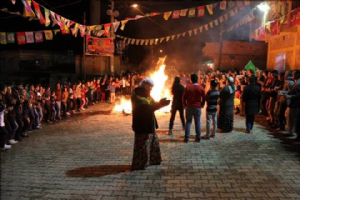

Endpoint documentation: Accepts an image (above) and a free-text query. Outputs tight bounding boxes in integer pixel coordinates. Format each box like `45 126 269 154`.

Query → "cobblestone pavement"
1 103 300 200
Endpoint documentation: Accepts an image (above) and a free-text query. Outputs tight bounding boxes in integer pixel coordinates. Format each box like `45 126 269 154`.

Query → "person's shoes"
9 139 18 144
246 129 250 134
201 135 210 140
168 129 173 135
288 134 298 139
3 144 12 150
210 134 215 138
184 138 189 143
195 137 200 142
21 133 29 137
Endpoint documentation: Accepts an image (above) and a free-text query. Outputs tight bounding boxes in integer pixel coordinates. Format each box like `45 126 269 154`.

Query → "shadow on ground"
254 114 300 154
66 165 131 177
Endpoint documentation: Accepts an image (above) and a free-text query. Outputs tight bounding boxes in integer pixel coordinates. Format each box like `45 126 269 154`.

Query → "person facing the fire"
131 78 170 170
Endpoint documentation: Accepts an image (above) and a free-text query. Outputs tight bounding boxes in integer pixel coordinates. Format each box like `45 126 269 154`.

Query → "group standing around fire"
130 69 300 170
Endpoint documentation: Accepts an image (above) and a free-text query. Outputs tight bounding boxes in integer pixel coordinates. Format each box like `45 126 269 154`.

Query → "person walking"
168 77 185 135
242 76 261 133
203 79 220 139
182 74 206 143
131 78 170 170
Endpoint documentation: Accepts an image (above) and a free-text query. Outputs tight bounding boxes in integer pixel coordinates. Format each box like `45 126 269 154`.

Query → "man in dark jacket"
242 76 261 133
131 78 170 170
168 77 185 135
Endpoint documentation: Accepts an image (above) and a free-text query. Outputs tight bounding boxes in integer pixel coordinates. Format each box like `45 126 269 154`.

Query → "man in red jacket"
182 74 205 143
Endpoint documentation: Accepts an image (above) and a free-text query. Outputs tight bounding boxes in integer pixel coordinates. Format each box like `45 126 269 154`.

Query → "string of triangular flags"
1 0 256 38
116 6 256 46
0 29 60 45
251 7 300 41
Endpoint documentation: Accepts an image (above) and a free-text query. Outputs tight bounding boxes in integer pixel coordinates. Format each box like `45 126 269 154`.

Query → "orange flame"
113 56 172 114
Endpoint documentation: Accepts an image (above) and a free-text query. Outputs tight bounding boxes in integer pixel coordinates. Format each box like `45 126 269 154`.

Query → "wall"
267 25 300 71
202 40 267 71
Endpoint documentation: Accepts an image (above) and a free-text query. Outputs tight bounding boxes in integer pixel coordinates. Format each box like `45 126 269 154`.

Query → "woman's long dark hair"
171 77 181 93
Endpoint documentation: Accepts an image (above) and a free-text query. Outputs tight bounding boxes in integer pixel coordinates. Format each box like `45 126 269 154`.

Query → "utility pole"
217 24 224 69
109 0 115 75
82 11 87 80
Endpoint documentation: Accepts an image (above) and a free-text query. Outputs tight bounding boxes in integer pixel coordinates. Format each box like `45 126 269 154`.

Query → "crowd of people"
168 69 300 139
1 68 300 165
0 73 145 151
131 69 300 170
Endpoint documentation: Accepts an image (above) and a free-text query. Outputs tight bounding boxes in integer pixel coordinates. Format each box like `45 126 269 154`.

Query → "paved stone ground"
1 103 299 200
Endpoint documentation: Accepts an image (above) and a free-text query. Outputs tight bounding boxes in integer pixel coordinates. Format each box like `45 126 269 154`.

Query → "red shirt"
182 83 206 108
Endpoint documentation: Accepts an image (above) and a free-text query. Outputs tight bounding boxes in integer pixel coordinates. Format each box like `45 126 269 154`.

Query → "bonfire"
113 56 172 115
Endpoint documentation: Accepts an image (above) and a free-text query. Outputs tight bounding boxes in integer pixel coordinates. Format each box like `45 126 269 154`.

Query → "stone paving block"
0 103 299 199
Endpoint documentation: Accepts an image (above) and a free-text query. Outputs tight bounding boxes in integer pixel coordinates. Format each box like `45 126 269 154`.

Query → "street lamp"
257 2 270 25
131 3 138 9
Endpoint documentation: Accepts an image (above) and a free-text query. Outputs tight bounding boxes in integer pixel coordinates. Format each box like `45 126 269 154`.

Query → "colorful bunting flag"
112 22 120 32
44 8 50 26
159 38 164 43
49 11 58 26
188 8 196 17
25 32 34 43
180 9 188 17
22 0 35 18
197 6 205 17
214 19 219 26
188 30 192 36
34 31 43 43
209 21 214 28
79 25 86 37
163 11 172 20
7 32 15 44
16 32 26 45
104 23 111 37
220 1 227 10
0 32 6 45
228 1 235 8
71 23 79 37
33 1 46 24
172 10 180 19
244 60 256 74
206 4 214 15
120 20 128 31
44 30 53 40
182 32 186 37
204 24 209 31
219 16 224 23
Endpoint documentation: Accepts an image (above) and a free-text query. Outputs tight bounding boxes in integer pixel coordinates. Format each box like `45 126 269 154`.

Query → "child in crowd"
204 79 220 139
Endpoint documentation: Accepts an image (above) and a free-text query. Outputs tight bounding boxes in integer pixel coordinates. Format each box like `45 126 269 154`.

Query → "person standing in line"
182 74 205 143
203 79 220 139
242 76 261 133
218 77 236 133
168 77 185 136
54 82 62 120
131 78 170 171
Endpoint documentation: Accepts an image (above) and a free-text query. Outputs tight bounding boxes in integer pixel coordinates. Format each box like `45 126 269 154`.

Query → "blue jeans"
185 107 201 140
206 112 217 137
246 114 255 131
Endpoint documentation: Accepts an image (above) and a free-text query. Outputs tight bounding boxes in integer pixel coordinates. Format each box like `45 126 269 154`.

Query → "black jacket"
242 83 261 115
131 86 163 134
171 83 184 109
